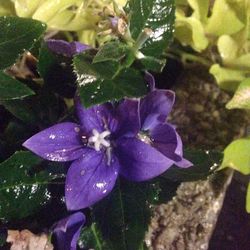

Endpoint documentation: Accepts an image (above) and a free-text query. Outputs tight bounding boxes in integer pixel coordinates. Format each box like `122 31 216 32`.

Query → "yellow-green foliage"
175 0 250 99
0 0 127 46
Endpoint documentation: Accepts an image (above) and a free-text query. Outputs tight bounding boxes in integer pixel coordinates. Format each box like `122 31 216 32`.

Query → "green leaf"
0 16 46 69
209 64 246 92
162 149 223 182
79 178 177 249
128 0 175 57
79 223 110 250
188 0 209 22
0 99 38 124
93 41 130 63
0 151 53 220
139 56 166 72
73 52 120 81
175 9 209 52
38 44 77 98
78 68 147 107
0 71 34 100
91 179 153 250
246 182 250 213
37 42 57 79
205 0 244 36
226 78 250 109
0 0 15 16
221 138 250 175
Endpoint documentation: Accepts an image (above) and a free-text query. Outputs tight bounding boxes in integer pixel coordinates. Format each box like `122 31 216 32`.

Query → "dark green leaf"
128 0 175 57
152 177 179 204
0 151 53 220
0 99 37 124
91 179 152 250
78 68 147 107
73 52 120 81
162 149 223 182
0 16 46 69
139 56 166 72
80 178 177 250
37 43 57 79
93 41 130 63
0 227 7 247
0 71 34 100
79 223 110 250
38 44 77 98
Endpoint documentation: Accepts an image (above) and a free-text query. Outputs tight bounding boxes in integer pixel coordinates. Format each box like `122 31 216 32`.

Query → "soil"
146 65 250 250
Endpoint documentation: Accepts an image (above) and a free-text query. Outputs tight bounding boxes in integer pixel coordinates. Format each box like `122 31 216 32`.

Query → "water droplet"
74 127 80 133
80 170 85 176
49 134 56 139
66 185 72 192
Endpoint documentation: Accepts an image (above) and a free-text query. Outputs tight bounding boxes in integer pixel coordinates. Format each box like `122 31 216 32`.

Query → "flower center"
137 131 152 145
88 129 111 151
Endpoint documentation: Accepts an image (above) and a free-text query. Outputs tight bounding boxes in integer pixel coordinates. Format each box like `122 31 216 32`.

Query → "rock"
146 65 250 250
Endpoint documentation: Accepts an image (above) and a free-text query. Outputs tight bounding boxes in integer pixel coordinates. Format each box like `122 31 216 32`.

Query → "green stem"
167 48 212 67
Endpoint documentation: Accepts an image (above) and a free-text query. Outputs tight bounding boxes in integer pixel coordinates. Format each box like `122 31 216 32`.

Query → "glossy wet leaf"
221 138 250 175
0 151 53 220
81 179 161 250
93 41 130 63
0 71 34 100
128 0 175 57
73 52 120 81
226 78 250 110
0 16 46 69
163 149 223 182
78 68 147 107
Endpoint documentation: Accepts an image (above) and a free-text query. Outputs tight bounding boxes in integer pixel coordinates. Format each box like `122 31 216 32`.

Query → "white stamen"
89 129 111 151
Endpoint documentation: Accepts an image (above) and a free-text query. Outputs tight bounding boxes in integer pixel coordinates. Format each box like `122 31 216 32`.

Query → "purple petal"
23 122 86 162
174 132 193 168
115 137 174 181
53 212 85 250
115 99 140 137
140 90 175 130
46 39 90 57
150 123 182 162
75 97 116 135
65 150 119 210
145 71 155 90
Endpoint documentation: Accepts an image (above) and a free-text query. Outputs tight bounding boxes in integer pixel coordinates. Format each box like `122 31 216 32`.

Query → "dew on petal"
94 182 107 190
74 127 80 133
49 134 56 139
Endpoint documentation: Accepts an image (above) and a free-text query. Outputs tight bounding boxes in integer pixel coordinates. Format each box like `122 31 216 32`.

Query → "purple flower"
23 90 191 210
46 39 90 57
52 212 85 250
